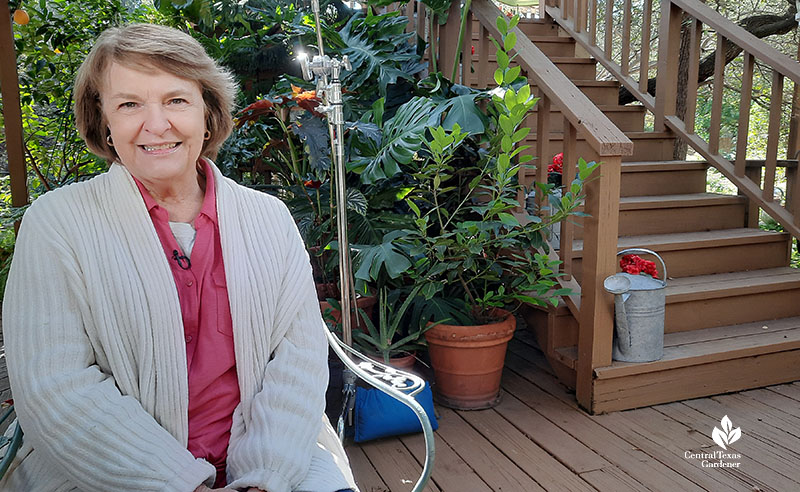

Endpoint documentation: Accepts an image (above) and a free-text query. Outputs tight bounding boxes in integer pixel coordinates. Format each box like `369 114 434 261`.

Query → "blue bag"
354 382 438 442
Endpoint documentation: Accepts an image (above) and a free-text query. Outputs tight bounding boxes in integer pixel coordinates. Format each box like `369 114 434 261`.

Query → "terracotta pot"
424 309 516 410
319 293 377 332
367 352 417 372
315 282 339 302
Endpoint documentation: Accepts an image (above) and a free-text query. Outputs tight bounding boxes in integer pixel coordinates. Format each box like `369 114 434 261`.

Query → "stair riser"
471 20 559 38
570 240 790 282
621 168 706 196
466 61 597 87
591 349 800 413
568 203 746 239
666 287 800 333
532 84 618 105
520 136 676 162
522 108 645 133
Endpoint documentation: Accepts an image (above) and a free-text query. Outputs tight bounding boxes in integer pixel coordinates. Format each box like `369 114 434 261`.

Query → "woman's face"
100 62 206 188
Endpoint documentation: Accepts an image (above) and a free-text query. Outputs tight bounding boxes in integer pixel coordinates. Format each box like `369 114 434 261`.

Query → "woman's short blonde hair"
74 23 237 162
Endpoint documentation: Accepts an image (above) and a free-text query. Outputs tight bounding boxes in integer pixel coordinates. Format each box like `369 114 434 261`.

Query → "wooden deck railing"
388 0 634 409
549 0 800 240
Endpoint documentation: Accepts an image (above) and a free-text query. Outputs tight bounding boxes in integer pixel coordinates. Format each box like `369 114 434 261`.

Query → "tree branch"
619 7 798 105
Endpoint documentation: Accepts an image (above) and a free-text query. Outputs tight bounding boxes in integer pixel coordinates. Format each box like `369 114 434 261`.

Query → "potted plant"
391 15 600 410
352 284 434 368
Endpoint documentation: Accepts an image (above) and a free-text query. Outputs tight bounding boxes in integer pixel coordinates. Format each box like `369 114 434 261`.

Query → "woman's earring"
203 130 211 141
106 134 114 146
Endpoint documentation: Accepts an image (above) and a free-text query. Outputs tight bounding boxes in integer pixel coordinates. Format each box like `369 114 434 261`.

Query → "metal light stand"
299 3 435 490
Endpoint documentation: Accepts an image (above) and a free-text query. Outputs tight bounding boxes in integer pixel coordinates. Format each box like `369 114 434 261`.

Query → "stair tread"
529 35 575 43
572 228 790 254
555 316 800 380
619 192 744 209
548 56 597 64
666 267 800 300
534 104 645 113
622 160 708 171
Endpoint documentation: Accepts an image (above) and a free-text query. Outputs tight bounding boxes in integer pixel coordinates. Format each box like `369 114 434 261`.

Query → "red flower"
304 179 322 189
236 99 275 127
548 152 563 174
620 254 659 279
471 45 475 55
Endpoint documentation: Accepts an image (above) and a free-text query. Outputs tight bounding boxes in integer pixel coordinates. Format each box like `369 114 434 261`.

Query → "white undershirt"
169 221 197 257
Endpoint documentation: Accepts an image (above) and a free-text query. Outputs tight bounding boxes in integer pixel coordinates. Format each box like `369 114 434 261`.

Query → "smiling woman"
1 24 356 492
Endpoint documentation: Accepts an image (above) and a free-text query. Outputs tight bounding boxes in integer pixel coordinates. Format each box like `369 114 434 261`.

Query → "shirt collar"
132 158 218 225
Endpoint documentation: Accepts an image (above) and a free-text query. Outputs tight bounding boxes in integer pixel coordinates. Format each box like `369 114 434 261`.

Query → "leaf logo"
712 415 741 450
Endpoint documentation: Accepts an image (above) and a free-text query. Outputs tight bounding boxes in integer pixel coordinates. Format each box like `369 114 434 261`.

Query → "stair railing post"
575 154 621 412
654 0 682 131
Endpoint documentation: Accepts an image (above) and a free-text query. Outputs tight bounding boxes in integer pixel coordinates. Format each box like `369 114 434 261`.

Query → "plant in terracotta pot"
392 15 600 409
352 284 436 368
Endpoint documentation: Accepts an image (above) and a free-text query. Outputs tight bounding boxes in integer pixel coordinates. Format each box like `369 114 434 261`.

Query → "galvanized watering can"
603 248 667 363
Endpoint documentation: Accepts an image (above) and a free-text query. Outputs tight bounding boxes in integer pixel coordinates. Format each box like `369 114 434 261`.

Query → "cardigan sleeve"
225 205 351 492
2 199 217 492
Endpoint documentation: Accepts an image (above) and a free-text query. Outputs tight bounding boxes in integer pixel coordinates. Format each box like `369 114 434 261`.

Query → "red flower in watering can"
620 254 659 279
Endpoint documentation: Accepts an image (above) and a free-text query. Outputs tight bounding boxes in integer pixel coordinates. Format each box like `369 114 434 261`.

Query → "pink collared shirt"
133 160 239 487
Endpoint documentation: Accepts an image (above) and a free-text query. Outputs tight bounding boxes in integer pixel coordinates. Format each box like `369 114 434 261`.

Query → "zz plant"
398 15 600 325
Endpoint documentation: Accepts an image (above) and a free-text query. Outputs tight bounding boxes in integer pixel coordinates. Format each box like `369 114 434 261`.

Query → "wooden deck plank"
399 430 493 492
494 391 611 474
592 408 755 491
657 402 800 491
729 389 800 437
357 438 440 492
502 355 704 491
767 381 800 402
433 406 546 491
457 402 598 491
347 446 390 492
687 393 800 459
577 466 649 492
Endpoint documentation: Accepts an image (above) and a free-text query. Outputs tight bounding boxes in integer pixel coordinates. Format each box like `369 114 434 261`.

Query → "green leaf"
496 16 508 36
496 50 509 70
508 15 520 31
494 68 504 86
498 212 519 227
504 32 517 52
512 127 530 143
503 66 521 85
407 198 422 218
441 94 489 135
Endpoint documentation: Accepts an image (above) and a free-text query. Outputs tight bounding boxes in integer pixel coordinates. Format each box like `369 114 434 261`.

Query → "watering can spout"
604 274 632 350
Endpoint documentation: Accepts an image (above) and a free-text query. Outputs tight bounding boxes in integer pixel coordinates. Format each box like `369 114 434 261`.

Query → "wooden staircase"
466 14 800 413
499 17 800 413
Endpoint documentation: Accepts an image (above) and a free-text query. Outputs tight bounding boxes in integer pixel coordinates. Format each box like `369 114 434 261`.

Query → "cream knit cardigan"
1 162 356 492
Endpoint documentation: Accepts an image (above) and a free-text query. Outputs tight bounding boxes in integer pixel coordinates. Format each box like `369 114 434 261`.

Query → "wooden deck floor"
347 329 800 492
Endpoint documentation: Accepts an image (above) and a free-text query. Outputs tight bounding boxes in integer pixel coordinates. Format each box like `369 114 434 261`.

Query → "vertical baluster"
639 0 652 93
708 34 726 155
561 118 577 280
405 1 415 35
604 0 613 59
562 0 568 21
764 70 784 201
589 0 597 47
735 52 754 177
745 166 762 228
655 1 682 131
621 0 632 76
479 24 489 87
577 0 587 33
536 95 552 210
684 18 702 134
461 9 473 85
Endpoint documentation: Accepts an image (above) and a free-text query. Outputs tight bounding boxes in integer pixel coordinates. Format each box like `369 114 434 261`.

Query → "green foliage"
353 284 434 362
353 15 600 325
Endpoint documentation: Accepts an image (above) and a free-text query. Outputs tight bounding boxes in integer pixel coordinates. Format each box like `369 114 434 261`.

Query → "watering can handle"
617 248 667 280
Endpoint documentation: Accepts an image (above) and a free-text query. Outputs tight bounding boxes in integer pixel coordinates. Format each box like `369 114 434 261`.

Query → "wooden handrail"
671 0 800 83
471 0 633 157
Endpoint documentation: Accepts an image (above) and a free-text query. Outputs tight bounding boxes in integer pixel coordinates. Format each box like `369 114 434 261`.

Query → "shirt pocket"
213 270 234 338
